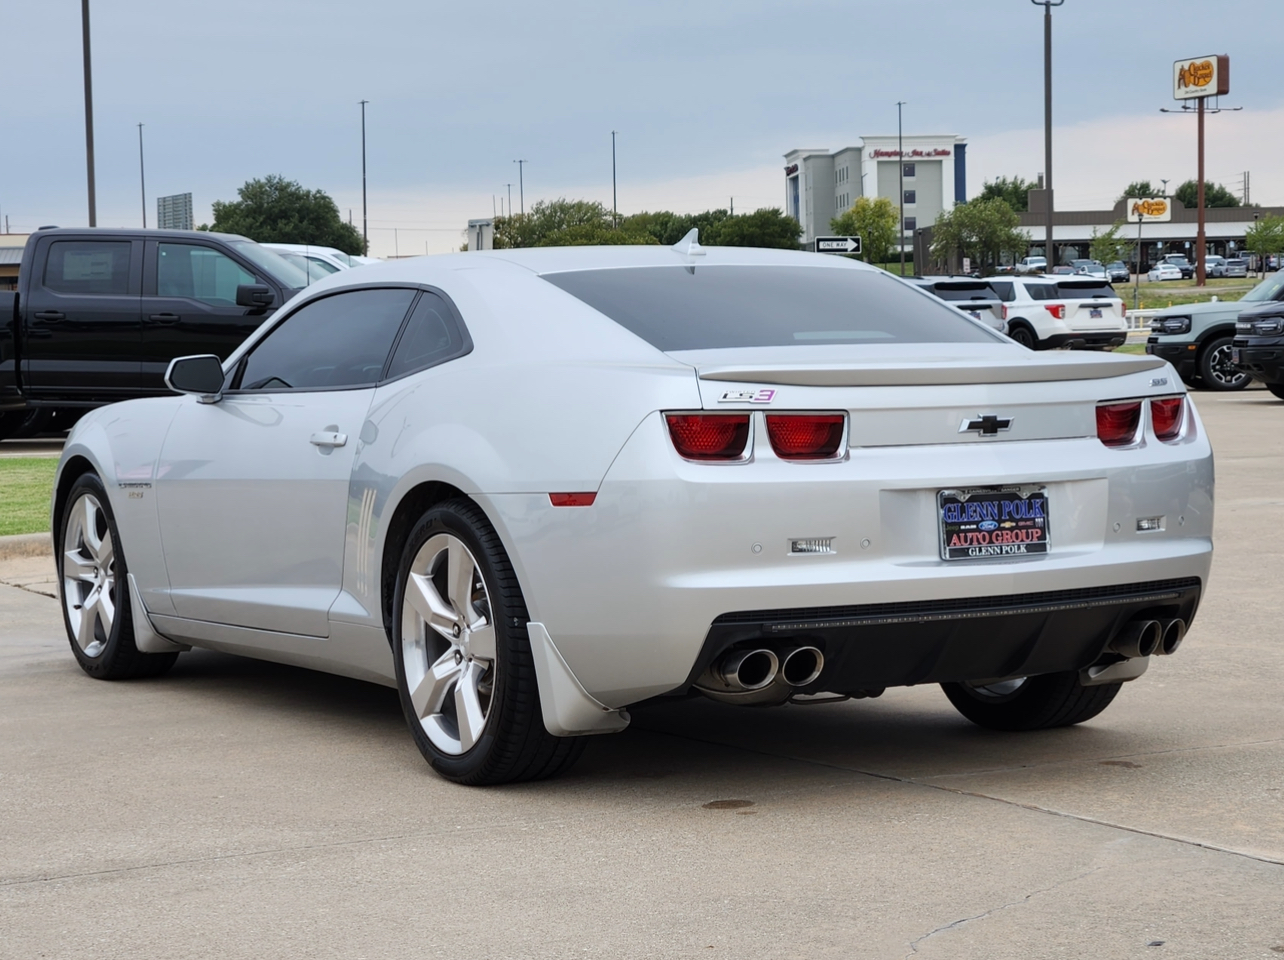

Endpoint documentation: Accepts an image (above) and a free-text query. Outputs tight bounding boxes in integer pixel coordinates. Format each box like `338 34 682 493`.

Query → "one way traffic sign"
815 236 862 255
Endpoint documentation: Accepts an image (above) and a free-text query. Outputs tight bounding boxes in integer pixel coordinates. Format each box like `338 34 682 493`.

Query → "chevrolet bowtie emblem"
959 415 1013 437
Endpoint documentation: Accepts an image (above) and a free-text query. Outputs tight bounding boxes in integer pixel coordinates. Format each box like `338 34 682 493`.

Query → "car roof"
33 226 247 242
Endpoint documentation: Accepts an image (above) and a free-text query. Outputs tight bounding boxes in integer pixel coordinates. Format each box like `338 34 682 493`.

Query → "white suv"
984 277 1128 350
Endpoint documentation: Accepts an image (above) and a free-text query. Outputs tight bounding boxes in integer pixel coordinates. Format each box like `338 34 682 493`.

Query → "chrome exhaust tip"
1157 619 1186 656
779 646 824 687
716 648 779 692
1109 620 1162 659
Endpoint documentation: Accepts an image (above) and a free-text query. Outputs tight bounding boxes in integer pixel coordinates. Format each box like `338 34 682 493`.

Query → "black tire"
1197 336 1251 391
1008 323 1038 350
1267 384 1284 401
59 473 179 680
392 499 586 785
941 671 1121 732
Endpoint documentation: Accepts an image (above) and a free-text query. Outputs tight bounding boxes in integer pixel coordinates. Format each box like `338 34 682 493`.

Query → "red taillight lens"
765 413 846 460
1001 304 1009 321
1096 401 1142 447
665 414 751 460
1151 397 1184 441
1044 304 1066 320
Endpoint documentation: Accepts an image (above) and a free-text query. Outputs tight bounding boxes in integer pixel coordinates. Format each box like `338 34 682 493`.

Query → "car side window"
384 291 470 381
43 241 131 295
157 243 257 305
236 288 417 391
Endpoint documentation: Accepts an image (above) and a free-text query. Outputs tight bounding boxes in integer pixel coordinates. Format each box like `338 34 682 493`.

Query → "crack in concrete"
641 727 1284 869
903 867 1101 958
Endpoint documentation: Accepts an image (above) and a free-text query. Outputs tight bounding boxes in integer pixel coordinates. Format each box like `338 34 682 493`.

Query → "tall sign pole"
81 0 96 227
1032 1 1063 267
1172 55 1229 287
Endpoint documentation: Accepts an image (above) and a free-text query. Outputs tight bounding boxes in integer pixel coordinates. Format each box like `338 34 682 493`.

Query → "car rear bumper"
1231 336 1284 384
483 409 1214 708
1044 332 1127 350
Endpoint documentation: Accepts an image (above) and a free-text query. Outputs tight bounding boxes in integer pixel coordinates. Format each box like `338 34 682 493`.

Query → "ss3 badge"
718 389 776 404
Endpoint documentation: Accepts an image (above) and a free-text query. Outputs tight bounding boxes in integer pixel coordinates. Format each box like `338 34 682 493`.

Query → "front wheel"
59 473 179 679
941 671 1121 731
393 499 586 785
1198 336 1251 391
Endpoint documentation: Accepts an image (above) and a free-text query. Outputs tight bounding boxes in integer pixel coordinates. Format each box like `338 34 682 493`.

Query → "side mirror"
165 355 225 403
235 284 275 308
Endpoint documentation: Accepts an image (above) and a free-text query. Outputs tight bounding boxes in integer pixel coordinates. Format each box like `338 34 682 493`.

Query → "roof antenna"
671 228 705 257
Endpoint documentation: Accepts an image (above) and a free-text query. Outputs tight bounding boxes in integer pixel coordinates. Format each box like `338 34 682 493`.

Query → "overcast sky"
3 0 1280 255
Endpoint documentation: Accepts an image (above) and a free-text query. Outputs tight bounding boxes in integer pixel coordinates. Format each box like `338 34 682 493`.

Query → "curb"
0 532 53 560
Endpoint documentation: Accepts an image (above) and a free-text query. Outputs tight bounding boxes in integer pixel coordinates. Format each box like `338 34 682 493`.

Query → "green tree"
704 208 801 248
977 175 1035 212
930 199 1027 274
207 175 366 254
1119 181 1159 202
1089 222 1133 265
1174 179 1240 208
830 196 898 264
1245 214 1284 270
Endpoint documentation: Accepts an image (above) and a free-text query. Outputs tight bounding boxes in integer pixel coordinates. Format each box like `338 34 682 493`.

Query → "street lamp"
514 160 528 216
81 0 96 226
611 131 618 228
1031 0 1064 267
359 100 369 253
137 123 146 228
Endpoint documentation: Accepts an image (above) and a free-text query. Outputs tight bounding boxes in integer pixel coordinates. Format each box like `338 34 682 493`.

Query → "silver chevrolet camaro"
53 235 1213 784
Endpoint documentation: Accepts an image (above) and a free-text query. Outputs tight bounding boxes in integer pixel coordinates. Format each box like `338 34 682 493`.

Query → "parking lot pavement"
2 392 1282 960
0 438 64 459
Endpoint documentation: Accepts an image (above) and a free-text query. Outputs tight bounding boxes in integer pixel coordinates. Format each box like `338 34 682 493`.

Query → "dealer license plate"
1090 308 1103 318
938 486 1050 561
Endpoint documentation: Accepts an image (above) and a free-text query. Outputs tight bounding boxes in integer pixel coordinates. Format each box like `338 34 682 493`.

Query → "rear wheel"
393 499 586 785
59 473 179 680
941 671 1121 731
1009 324 1038 350
1198 336 1250 391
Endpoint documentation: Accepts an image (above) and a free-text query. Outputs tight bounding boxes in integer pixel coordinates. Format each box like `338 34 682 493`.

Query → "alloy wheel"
62 493 117 658
400 533 497 755
1206 343 1249 388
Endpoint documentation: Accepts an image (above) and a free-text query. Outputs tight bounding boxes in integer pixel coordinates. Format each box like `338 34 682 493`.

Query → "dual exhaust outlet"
695 645 824 705
1109 618 1186 659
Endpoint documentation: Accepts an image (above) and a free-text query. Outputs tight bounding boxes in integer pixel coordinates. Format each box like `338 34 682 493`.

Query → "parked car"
0 227 309 441
985 277 1128 350
1224 258 1248 278
1232 299 1284 400
51 240 1210 785
1051 265 1074 275
1074 261 1108 280
1015 256 1047 275
907 277 1008 334
1147 271 1284 390
1107 261 1130 283
1203 255 1228 278
1148 263 1183 282
1162 255 1194 279
262 243 361 279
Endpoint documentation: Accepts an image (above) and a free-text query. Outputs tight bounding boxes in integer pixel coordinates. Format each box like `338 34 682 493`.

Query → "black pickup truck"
0 227 309 439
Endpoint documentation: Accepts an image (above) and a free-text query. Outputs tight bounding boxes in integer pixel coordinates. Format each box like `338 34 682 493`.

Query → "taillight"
1001 305 1009 320
1096 401 1141 447
765 413 846 460
1044 304 1066 320
665 414 750 460
1151 397 1184 441
1122 303 1128 317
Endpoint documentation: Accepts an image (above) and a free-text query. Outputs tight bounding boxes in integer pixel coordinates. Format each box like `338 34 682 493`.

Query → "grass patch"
1115 343 1146 354
0 458 58 536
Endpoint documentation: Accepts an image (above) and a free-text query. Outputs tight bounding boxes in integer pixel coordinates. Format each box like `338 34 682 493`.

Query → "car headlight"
1237 318 1284 336
1151 317 1191 335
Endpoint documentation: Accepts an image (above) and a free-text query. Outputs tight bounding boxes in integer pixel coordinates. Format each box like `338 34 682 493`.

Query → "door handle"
309 431 348 448
147 313 181 324
34 311 65 322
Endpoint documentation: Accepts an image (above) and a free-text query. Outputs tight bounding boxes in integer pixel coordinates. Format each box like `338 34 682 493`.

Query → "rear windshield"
541 266 997 350
929 282 1000 302
1055 280 1117 299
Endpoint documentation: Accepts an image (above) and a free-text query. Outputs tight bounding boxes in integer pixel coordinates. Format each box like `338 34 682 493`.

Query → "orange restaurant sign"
1173 55 1229 100
1127 198 1171 222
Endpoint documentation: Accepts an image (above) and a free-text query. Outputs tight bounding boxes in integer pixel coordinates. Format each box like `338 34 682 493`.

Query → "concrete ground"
2 390 1282 959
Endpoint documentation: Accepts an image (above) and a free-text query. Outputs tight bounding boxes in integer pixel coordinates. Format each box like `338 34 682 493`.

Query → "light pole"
896 101 906 276
514 160 527 216
505 183 513 219
1032 0 1063 268
81 0 96 227
137 123 146 228
1160 178 1169 196
359 100 369 253
611 131 618 228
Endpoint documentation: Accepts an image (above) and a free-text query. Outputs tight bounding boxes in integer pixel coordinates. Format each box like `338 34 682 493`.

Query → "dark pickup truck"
0 227 309 439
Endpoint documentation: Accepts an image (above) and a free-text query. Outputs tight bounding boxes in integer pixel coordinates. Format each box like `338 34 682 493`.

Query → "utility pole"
611 131 618 228
137 123 146 228
360 100 369 253
897 101 906 276
514 160 527 216
1032 0 1063 268
730 197 734 216
505 183 513 219
81 0 97 227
